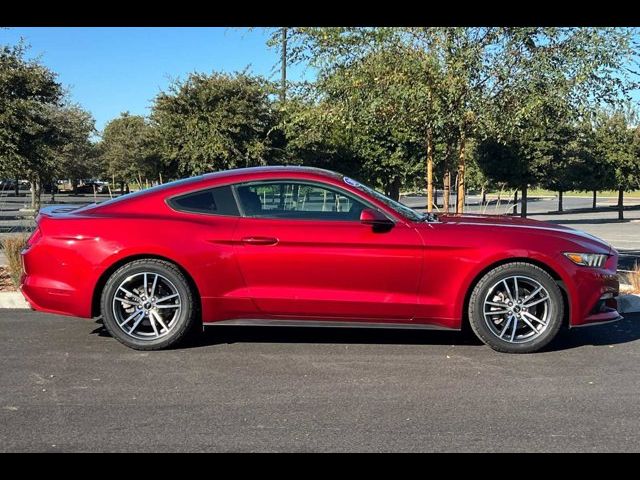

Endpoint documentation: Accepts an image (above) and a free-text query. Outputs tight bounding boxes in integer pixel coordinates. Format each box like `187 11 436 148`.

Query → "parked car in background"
1 179 30 192
43 182 59 194
21 167 621 353
76 180 109 194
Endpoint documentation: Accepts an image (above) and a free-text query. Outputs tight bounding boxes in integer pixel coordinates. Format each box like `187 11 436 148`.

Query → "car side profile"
20 167 621 353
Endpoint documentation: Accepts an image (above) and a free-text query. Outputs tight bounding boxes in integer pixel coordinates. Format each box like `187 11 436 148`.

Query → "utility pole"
426 128 433 212
280 27 288 103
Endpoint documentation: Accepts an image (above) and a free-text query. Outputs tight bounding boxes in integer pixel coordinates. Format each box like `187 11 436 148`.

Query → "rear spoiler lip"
37 204 96 218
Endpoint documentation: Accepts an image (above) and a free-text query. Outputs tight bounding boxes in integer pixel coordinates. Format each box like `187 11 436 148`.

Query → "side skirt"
206 318 458 331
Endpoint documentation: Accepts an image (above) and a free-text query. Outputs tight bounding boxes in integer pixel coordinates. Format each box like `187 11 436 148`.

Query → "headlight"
563 252 608 268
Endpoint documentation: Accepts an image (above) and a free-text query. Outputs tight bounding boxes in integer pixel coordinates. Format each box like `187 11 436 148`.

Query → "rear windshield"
82 176 207 210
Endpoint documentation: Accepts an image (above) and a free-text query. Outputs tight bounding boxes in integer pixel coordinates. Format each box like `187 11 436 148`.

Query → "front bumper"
567 252 621 327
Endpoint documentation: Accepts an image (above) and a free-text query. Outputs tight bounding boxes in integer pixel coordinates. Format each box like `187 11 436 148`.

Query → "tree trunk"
30 181 36 209
521 185 528 218
387 177 401 202
14 177 19 197
513 190 518 215
456 138 466 214
481 185 486 207
30 179 42 212
618 187 624 220
120 181 125 196
558 191 563 213
126 183 130 194
426 128 433 212
592 190 597 210
443 171 450 213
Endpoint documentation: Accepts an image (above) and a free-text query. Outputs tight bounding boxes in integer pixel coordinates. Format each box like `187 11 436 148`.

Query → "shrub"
0 236 27 288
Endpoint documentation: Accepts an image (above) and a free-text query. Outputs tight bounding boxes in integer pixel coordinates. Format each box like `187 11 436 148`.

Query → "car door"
232 180 424 321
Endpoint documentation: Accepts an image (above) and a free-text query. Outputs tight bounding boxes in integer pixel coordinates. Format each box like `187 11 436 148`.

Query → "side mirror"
360 208 394 230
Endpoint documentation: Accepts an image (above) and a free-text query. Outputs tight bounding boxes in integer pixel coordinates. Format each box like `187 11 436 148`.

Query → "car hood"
433 214 613 253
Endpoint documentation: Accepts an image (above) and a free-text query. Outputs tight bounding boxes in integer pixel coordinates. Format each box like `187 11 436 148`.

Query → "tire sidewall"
469 264 564 354
100 260 194 350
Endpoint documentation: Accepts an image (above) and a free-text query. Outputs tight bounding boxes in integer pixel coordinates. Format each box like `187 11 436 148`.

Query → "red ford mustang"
20 167 621 353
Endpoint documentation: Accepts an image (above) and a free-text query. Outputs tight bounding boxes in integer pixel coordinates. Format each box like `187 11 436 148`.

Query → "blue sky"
0 27 314 132
1 27 638 134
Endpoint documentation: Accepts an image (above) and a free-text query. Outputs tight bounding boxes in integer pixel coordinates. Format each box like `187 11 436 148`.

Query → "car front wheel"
468 262 564 353
100 259 199 350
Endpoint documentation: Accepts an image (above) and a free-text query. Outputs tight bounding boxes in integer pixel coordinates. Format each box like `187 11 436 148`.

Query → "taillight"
25 227 42 248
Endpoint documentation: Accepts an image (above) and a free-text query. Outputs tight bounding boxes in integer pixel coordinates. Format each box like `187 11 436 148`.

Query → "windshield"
343 176 424 222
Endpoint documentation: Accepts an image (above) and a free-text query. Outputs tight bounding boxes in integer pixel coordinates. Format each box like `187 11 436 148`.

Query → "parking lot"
2 190 640 452
1 309 640 452
4 191 640 253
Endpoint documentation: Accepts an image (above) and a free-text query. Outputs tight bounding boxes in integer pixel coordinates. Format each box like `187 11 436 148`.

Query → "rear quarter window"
168 185 239 216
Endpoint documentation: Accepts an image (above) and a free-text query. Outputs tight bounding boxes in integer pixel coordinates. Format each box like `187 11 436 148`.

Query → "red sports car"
20 167 621 353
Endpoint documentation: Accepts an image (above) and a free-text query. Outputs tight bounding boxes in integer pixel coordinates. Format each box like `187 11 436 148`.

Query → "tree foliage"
51 105 98 187
151 72 280 177
99 112 159 190
0 42 64 207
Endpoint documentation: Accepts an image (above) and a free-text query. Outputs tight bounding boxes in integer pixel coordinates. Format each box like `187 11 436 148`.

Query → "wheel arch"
91 254 202 320
460 257 570 332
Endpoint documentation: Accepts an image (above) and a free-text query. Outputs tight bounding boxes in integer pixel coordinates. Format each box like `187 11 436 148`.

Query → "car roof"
83 166 344 213
201 166 343 181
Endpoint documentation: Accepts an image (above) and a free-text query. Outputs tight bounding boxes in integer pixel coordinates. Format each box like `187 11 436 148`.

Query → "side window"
235 182 368 221
169 185 239 216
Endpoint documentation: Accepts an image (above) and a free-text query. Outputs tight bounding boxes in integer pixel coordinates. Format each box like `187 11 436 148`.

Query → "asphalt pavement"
2 309 640 452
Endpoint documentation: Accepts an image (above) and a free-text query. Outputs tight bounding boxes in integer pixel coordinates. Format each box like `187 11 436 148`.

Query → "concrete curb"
0 291 29 309
618 294 640 314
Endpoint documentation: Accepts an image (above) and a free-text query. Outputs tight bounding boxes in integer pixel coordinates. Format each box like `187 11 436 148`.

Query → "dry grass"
0 236 27 288
0 265 15 292
625 264 640 295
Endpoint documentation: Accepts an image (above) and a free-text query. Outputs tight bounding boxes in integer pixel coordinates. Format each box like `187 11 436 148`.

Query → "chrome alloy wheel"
111 272 182 341
482 275 551 344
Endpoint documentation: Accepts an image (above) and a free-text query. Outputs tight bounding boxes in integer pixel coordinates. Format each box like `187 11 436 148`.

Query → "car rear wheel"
468 262 564 353
100 259 198 350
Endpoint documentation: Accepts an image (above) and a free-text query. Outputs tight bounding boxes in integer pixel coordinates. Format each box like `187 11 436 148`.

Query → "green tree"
593 110 640 220
276 94 362 178
99 112 158 194
550 119 605 210
475 136 536 207
0 42 65 210
50 105 97 194
278 28 636 214
478 28 636 217
151 72 279 177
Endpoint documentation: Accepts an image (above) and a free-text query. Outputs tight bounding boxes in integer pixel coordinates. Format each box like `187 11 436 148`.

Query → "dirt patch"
0 265 16 292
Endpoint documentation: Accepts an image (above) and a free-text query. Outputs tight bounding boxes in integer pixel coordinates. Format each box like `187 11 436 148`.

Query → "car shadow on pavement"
90 313 640 352
544 313 640 352
197 325 482 348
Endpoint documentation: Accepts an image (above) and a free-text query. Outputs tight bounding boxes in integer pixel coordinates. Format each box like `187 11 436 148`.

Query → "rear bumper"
20 244 94 319
20 272 85 317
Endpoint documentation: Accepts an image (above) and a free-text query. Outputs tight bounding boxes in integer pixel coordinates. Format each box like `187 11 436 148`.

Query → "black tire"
100 259 199 350
468 262 564 354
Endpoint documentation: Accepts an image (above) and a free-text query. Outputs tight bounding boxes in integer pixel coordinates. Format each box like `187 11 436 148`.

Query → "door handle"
241 236 279 246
